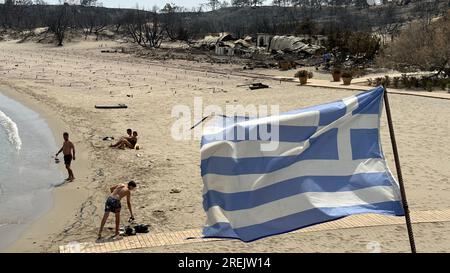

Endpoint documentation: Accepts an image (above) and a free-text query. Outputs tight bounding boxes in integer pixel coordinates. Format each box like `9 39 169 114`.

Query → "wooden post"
383 87 417 253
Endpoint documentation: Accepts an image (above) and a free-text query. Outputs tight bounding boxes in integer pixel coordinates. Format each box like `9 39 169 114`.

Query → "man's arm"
110 185 118 193
55 146 63 156
71 142 76 160
126 192 134 219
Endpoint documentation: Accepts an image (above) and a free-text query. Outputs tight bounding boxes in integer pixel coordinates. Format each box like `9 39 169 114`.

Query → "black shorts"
105 196 121 213
64 154 72 166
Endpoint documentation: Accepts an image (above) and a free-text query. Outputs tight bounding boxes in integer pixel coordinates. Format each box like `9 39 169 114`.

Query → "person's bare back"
110 183 131 200
98 181 137 239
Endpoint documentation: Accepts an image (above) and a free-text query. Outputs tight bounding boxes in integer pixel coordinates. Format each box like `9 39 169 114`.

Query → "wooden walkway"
311 80 450 101
308 78 450 101
60 208 450 253
271 76 450 101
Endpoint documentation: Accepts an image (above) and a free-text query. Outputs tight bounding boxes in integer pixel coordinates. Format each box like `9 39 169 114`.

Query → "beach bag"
134 224 149 233
125 226 136 236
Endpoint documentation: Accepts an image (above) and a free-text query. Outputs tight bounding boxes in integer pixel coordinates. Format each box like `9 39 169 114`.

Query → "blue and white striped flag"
200 86 404 242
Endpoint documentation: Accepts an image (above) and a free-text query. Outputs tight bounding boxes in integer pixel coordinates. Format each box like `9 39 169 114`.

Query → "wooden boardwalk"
308 79 450 101
60 208 450 253
270 76 450 101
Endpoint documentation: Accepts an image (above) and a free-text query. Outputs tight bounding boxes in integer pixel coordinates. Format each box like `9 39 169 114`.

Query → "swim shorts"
105 196 121 213
64 154 72 166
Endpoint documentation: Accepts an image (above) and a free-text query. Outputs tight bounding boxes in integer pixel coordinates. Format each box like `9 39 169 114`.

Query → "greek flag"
200 86 404 242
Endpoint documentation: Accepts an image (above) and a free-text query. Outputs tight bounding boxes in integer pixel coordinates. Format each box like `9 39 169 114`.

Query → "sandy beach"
1 39 450 253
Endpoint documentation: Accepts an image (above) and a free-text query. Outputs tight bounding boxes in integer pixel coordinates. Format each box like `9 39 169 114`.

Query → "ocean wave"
0 109 22 151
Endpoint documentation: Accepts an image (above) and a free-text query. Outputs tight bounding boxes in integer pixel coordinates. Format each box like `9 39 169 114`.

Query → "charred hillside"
0 0 448 38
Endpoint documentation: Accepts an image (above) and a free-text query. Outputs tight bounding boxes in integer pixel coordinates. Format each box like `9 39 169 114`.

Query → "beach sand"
1 40 449 252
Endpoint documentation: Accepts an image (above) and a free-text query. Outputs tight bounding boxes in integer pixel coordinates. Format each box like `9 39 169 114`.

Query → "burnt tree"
46 3 73 46
125 9 164 48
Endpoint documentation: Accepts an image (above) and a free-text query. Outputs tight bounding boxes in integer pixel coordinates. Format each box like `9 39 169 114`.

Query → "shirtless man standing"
56 132 76 182
98 181 137 239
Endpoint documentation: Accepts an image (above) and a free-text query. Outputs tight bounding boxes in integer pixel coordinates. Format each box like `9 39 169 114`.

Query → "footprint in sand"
152 210 168 222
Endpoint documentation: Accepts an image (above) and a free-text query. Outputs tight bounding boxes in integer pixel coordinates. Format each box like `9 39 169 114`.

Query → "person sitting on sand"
98 181 137 239
55 132 75 182
123 128 132 139
108 128 132 144
110 131 138 149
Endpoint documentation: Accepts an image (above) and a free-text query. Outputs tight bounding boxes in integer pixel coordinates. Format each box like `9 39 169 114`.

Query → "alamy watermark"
171 97 281 151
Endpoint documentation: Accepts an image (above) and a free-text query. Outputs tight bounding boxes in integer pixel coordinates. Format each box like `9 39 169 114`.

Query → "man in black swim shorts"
64 154 72 166
105 196 121 213
56 132 76 182
98 181 137 239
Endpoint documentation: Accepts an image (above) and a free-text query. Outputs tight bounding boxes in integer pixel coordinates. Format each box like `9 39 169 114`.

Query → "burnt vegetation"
0 0 448 79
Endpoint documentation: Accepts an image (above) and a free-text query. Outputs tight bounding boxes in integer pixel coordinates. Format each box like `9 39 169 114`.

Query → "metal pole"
383 87 417 253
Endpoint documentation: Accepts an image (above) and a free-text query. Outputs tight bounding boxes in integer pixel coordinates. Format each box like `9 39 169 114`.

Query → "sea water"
0 92 63 251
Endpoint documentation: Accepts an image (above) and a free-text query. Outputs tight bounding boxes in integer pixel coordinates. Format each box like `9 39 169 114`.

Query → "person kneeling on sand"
110 131 138 149
98 181 137 239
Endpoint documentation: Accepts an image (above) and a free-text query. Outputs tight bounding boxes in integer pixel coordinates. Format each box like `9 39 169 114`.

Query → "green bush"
426 81 433 92
393 77 400 88
332 67 342 74
295 70 308 78
342 71 353 78
384 76 391 87
369 74 448 90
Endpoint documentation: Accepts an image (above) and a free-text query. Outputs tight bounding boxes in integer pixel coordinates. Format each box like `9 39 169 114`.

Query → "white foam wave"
0 109 22 151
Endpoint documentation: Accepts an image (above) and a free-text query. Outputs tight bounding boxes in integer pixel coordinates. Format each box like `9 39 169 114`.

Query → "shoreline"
0 84 92 253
